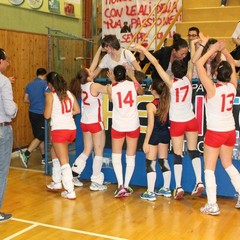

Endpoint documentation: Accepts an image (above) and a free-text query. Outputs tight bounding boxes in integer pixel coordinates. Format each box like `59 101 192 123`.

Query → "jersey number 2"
82 91 90 106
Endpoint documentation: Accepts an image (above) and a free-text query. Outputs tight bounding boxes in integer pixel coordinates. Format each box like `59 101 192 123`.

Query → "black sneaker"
0 212 12 222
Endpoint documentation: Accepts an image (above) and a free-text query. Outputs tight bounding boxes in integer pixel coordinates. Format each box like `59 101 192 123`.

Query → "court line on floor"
10 166 44 173
3 224 38 240
4 218 127 240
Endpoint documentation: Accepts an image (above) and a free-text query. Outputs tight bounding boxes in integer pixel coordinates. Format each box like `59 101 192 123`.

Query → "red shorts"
204 129 236 148
170 118 198 137
111 127 140 139
51 129 76 143
81 122 104 134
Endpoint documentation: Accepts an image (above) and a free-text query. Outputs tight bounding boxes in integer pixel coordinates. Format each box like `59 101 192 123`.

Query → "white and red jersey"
111 80 140 131
205 82 236 131
99 49 136 71
81 82 103 124
50 90 76 131
169 76 195 122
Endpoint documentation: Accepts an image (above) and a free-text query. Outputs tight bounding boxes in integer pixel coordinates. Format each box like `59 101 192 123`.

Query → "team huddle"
39 29 240 216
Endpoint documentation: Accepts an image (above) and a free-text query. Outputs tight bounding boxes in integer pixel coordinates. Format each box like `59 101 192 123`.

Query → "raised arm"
186 60 194 82
190 38 201 58
196 41 222 97
221 47 237 88
191 32 208 64
134 44 172 87
127 66 144 95
91 46 105 78
130 59 142 71
89 46 102 72
93 66 102 79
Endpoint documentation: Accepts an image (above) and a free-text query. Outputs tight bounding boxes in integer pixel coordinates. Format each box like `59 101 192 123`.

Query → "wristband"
134 81 140 87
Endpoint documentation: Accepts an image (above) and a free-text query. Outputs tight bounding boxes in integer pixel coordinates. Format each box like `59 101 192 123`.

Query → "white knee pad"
71 153 88 175
225 165 240 193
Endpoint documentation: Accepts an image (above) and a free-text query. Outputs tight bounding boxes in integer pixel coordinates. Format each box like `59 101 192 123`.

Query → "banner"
102 0 182 48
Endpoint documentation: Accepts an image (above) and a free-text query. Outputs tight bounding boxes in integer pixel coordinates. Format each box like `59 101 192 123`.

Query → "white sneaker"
90 182 107 191
41 159 45 165
192 182 204 196
61 190 76 200
72 177 83 187
200 203 220 215
46 182 62 191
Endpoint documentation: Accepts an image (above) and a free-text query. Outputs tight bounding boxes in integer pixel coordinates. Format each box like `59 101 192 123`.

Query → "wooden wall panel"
0 29 88 149
0 29 48 149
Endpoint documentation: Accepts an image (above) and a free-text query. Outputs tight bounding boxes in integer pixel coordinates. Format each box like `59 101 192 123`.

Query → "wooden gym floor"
0 152 240 240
